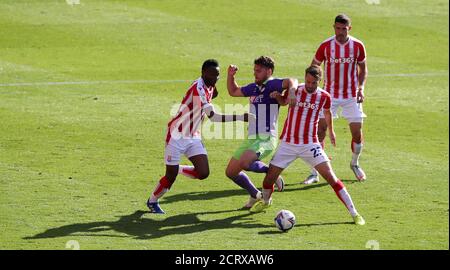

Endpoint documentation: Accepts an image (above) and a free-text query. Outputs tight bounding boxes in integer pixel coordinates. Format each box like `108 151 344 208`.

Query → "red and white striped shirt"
314 35 366 99
280 84 331 145
165 78 214 143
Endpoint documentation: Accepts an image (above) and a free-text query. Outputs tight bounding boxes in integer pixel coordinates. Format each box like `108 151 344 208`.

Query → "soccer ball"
274 210 296 232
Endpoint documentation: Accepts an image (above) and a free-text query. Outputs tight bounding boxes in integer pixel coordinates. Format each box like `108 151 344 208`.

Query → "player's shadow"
282 182 329 191
283 179 360 191
161 188 248 204
340 179 360 184
24 209 272 241
258 221 355 235
161 183 329 204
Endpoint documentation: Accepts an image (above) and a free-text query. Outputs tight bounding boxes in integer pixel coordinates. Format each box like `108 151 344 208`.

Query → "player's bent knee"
225 169 235 180
239 159 251 171
197 170 210 180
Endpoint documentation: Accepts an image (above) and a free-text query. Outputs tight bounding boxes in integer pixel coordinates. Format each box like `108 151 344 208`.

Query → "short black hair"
254 56 275 72
335 14 351 26
202 59 219 71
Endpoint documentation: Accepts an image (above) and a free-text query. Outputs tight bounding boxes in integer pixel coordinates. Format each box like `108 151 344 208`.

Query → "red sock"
263 182 274 191
262 181 274 202
181 167 199 179
331 180 346 205
152 176 172 198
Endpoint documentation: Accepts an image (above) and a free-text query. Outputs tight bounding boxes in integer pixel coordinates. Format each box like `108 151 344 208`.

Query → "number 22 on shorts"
310 146 322 158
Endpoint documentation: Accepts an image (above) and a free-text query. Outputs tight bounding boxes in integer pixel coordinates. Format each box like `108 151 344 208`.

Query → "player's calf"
147 175 174 214
315 162 363 223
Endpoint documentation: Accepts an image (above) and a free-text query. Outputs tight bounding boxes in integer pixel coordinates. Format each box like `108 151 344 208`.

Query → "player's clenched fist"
228 65 239 76
269 91 281 99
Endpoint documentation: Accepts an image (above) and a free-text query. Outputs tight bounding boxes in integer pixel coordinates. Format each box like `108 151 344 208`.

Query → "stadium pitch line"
0 72 448 87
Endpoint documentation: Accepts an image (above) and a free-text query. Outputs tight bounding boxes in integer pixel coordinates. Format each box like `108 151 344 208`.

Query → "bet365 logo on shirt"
329 57 355 64
250 95 264 103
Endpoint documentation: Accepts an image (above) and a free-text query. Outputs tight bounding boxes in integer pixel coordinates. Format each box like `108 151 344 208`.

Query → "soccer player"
146 59 254 214
251 65 365 225
303 14 368 184
225 56 298 209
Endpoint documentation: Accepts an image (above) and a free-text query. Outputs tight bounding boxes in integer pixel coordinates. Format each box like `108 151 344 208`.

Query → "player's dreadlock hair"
305 65 323 80
254 56 275 72
202 59 219 71
335 14 351 26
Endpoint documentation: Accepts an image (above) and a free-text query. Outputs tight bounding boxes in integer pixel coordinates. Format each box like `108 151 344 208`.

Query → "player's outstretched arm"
324 109 336 147
270 91 288 106
227 65 244 97
281 78 298 90
205 105 255 122
282 78 298 107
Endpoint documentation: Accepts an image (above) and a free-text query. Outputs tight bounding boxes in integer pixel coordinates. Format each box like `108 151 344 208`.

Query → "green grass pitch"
0 0 448 249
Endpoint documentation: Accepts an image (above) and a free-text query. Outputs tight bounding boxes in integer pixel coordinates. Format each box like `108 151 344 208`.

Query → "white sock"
338 188 358 217
149 189 168 203
332 180 358 217
262 189 272 203
351 141 363 166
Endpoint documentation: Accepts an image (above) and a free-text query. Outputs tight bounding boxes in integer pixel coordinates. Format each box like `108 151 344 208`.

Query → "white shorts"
270 141 330 169
164 138 207 165
319 97 367 123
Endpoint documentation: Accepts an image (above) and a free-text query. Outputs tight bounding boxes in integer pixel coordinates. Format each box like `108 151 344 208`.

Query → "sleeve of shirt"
357 42 367 63
193 87 211 109
323 94 331 110
240 83 257 97
203 103 214 116
269 79 284 93
314 43 326 63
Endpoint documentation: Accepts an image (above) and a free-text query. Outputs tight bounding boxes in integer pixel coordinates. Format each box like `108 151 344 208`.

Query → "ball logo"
275 210 296 232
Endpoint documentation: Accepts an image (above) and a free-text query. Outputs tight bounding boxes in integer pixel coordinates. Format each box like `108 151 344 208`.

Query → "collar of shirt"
198 77 213 92
302 86 319 95
257 76 274 92
333 35 352 46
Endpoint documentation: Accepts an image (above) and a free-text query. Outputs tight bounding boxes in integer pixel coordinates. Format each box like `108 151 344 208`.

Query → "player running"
251 65 365 225
303 14 368 184
146 59 254 214
225 56 298 209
